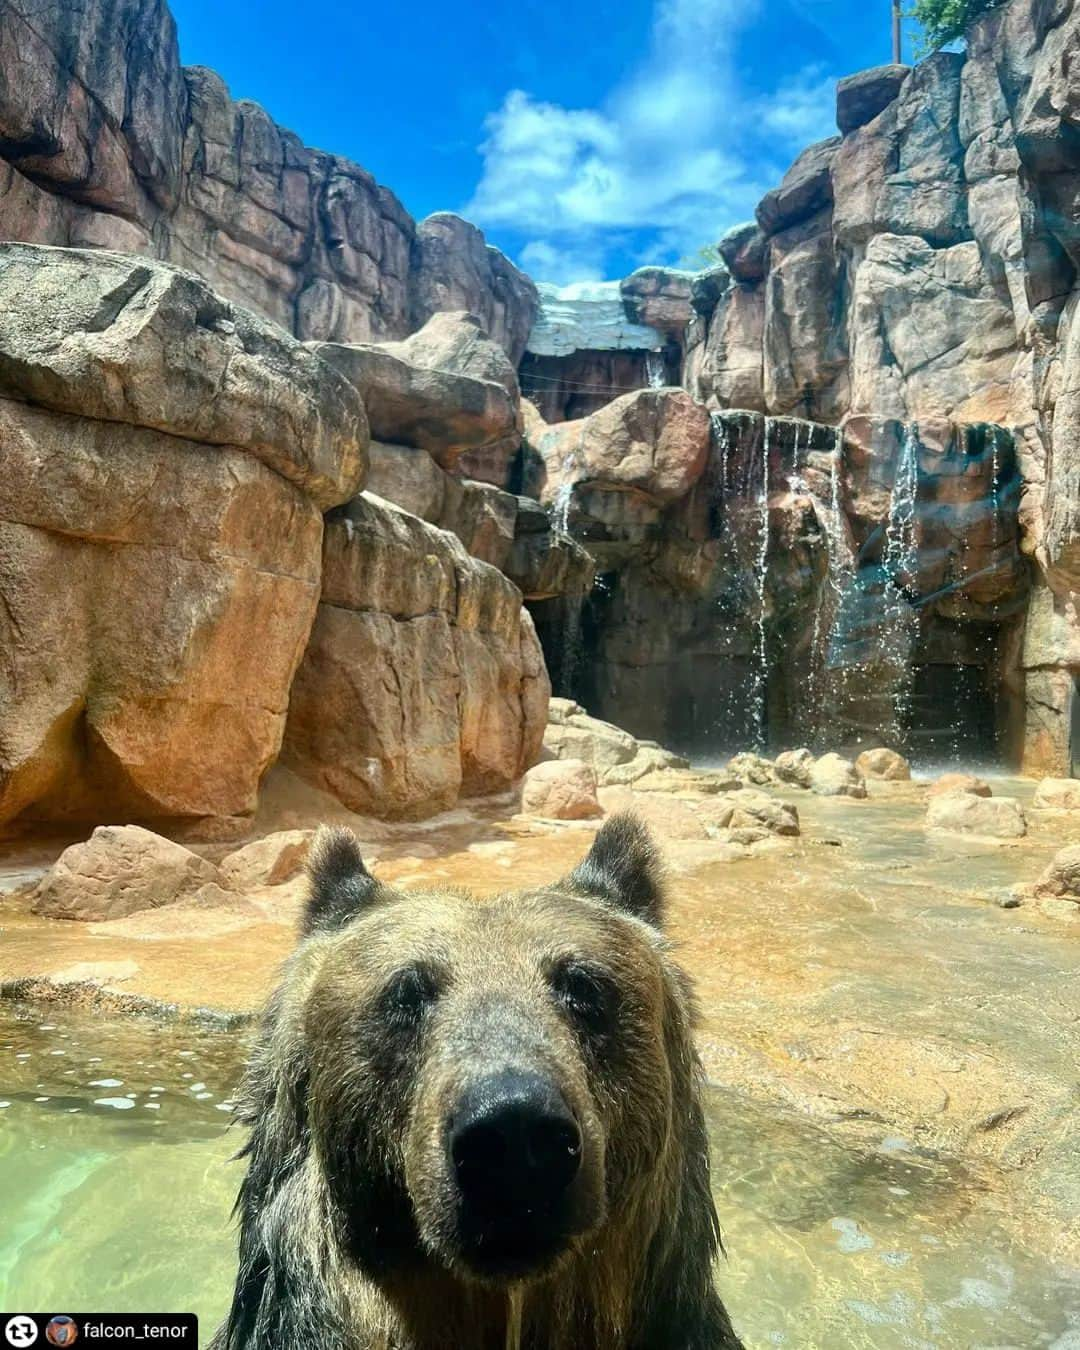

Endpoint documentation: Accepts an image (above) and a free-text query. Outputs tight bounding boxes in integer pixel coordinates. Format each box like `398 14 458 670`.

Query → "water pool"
2 1000 1078 1347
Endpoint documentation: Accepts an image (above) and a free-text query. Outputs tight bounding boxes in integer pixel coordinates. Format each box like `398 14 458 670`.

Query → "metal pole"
892 0 902 63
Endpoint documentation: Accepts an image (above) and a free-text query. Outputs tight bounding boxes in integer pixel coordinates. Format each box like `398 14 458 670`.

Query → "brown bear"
212 814 743 1349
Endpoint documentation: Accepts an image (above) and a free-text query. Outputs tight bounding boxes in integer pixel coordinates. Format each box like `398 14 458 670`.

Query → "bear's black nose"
449 1070 582 1206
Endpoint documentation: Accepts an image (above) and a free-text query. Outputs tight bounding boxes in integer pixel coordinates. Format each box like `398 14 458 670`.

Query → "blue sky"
169 0 917 283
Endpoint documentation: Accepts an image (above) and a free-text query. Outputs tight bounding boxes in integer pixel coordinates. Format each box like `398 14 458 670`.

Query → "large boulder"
620 267 695 336
520 759 601 820
31 826 221 921
542 389 711 506
0 244 368 510
380 310 524 485
543 712 639 773
0 396 323 828
283 494 549 820
311 337 516 473
756 137 840 236
717 223 768 283
856 747 912 780
409 214 539 365
926 792 1027 838
392 310 521 399
836 65 910 134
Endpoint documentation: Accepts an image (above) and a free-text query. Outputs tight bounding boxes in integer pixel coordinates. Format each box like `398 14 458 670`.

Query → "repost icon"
4 1317 37 1348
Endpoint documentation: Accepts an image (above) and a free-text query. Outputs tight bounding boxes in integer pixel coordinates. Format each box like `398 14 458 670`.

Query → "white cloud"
759 66 841 147
518 239 607 286
464 0 841 281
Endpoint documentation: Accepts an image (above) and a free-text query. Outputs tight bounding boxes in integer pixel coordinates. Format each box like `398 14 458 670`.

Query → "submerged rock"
31 826 222 922
699 790 800 837
597 786 709 841
521 759 601 820
926 793 1027 838
855 748 912 781
928 773 992 798
728 753 780 786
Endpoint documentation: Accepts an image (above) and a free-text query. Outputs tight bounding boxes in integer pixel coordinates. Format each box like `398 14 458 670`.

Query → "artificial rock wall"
0 0 538 358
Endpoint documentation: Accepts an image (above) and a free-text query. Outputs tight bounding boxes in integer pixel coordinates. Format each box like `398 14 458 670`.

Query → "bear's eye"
379 964 440 1027
549 960 617 1039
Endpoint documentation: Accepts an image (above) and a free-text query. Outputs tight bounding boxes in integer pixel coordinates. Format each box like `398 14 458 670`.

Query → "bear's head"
229 814 717 1326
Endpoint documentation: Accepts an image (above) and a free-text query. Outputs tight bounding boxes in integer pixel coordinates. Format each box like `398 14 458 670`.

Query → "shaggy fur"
212 814 743 1350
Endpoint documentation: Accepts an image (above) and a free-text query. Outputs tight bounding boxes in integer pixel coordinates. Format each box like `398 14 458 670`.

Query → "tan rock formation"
283 495 549 820
520 759 602 820
1032 779 1080 811
0 6 538 355
31 826 221 921
856 748 912 780
926 792 1027 837
0 243 368 510
219 831 316 889
810 754 868 798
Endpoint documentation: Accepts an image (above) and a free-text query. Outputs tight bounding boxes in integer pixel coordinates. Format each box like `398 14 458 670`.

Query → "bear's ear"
302 826 381 937
563 813 665 928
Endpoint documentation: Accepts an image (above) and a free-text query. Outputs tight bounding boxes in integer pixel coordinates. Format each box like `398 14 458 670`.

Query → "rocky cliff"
0 244 565 834
2 0 1079 806
518 0 1080 777
0 0 538 358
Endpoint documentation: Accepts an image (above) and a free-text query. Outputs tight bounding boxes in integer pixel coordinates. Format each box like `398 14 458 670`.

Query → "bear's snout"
440 1068 598 1279
449 1069 583 1202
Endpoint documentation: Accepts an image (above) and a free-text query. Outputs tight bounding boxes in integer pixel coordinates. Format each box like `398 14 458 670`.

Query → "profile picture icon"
45 1320 77 1348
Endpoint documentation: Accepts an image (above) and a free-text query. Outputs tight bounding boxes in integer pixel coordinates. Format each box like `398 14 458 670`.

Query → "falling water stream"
751 419 771 748
880 423 921 736
645 351 666 389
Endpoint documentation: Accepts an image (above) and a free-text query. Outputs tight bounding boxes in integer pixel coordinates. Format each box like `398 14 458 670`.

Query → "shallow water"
2 1001 1078 1348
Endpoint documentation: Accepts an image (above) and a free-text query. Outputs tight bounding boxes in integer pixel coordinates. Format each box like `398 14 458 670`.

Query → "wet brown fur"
212 815 743 1350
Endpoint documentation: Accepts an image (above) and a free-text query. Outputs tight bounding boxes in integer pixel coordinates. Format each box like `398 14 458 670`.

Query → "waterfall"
552 431 587 536
880 422 921 736
751 418 771 748
711 411 730 505
808 428 855 731
646 351 666 389
552 479 574 536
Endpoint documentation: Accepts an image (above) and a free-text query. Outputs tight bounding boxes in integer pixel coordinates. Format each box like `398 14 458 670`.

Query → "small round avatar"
45 1319 77 1348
